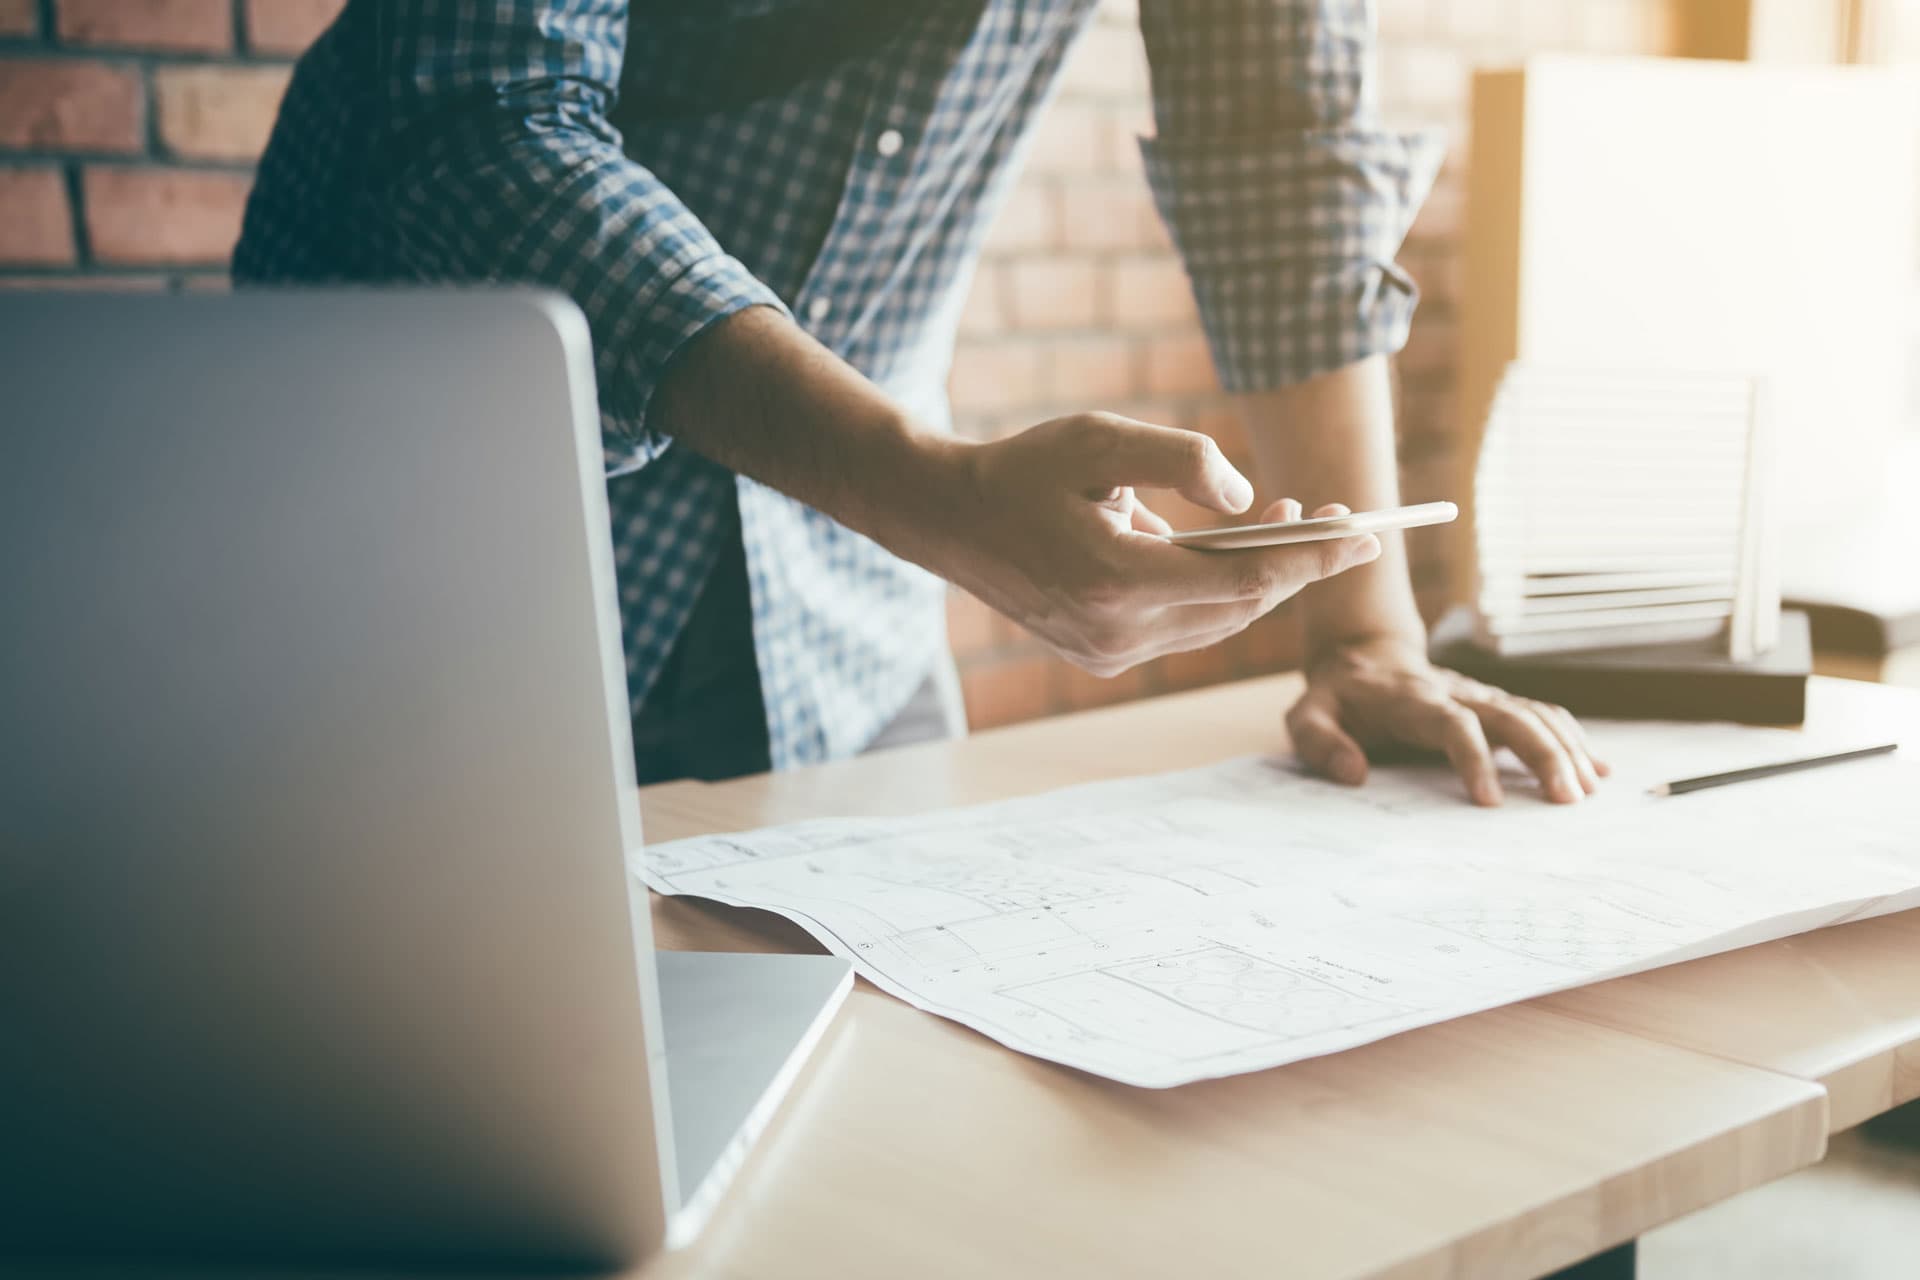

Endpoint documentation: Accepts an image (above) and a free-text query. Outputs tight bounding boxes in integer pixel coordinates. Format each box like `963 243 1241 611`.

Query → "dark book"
1429 606 1811 726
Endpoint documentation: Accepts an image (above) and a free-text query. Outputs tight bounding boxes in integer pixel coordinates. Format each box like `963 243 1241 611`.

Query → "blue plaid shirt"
235 0 1440 770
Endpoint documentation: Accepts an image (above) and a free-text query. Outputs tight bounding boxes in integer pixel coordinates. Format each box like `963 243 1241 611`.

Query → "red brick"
955 268 1004 337
1046 334 1137 403
1153 641 1235 693
0 168 76 266
946 590 1005 660
154 65 291 161
1004 258 1099 330
1058 179 1164 252
0 60 143 153
980 183 1057 256
1144 332 1217 396
0 0 37 36
244 0 345 54
83 167 251 266
58 0 232 51
1107 256 1198 329
1023 101 1107 176
0 273 168 290
947 340 1044 415
1229 609 1305 676
960 655 1057 730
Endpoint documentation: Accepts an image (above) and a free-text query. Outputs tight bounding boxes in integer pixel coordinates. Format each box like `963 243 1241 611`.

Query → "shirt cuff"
597 251 789 477
1140 125 1445 390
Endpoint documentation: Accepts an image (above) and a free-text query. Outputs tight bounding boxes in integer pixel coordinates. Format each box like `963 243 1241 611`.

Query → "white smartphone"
1165 501 1459 551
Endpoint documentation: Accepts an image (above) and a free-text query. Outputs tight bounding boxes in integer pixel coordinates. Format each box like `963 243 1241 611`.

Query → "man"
235 0 1603 803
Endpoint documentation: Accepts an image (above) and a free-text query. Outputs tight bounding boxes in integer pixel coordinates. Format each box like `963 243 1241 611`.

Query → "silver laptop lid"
0 291 675 1267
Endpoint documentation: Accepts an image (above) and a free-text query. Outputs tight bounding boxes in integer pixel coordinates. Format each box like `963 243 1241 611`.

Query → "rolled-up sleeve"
371 0 787 475
1136 0 1443 390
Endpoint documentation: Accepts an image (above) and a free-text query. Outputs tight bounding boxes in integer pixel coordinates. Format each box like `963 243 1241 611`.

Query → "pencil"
1651 742 1901 796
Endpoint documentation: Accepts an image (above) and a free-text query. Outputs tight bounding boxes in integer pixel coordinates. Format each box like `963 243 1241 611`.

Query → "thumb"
1082 418 1254 515
1287 694 1369 786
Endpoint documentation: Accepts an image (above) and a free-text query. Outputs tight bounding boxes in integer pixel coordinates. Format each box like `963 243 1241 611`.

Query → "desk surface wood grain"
634 675 1920 1280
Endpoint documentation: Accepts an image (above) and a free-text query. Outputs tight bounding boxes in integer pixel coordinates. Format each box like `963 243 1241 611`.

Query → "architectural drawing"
638 727 1920 1088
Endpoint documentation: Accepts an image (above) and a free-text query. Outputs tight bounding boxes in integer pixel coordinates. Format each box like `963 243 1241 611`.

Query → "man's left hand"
1287 633 1608 806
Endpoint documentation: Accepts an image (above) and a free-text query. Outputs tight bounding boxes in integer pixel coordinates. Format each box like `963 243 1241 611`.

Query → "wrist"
1304 621 1428 674
841 414 984 569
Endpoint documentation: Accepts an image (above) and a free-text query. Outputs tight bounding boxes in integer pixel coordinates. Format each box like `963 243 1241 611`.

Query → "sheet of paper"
636 721 1920 1088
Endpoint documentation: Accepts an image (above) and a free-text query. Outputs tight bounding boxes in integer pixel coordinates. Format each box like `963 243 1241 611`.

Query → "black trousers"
630 526 772 785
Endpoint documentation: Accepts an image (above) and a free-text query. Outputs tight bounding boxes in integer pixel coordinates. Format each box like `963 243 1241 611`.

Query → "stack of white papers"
638 721 1917 1088
1472 365 1779 659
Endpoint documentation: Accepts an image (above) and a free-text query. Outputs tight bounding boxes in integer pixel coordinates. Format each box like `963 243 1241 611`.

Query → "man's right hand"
904 413 1382 676
654 311 1378 675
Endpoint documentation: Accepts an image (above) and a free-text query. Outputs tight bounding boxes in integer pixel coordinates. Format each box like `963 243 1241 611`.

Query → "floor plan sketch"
637 724 1920 1088
1411 904 1674 971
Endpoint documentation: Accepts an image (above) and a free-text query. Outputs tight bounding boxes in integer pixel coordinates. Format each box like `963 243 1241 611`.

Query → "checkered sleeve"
371 0 787 474
1135 0 1444 390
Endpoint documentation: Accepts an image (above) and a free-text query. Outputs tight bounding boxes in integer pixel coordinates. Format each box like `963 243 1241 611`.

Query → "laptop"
0 291 852 1268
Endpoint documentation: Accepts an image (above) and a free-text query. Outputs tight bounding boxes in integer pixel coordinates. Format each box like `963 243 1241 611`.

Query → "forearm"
650 304 967 565
1234 355 1426 660
653 297 1393 683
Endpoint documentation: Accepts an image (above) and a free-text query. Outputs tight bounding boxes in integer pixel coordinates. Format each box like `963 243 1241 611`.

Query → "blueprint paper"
636 721 1920 1088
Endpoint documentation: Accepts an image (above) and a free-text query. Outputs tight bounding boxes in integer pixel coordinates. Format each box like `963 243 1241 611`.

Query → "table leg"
1544 1239 1636 1279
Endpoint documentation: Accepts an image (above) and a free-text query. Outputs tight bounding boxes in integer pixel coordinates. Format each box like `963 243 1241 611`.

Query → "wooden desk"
1538 679 1920 1131
635 675 1920 1280
18 679 1905 1280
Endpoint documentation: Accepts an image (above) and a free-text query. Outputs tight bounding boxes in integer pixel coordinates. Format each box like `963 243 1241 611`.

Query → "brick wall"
0 0 1684 729
0 0 335 287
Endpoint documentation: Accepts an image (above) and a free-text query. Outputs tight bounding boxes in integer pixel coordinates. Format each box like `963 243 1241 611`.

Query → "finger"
1467 697 1583 804
1081 418 1253 514
1537 700 1611 778
1256 497 1304 524
1119 531 1383 608
1129 497 1174 536
1527 700 1602 794
1309 502 1351 519
1400 700 1502 806
1287 696 1368 786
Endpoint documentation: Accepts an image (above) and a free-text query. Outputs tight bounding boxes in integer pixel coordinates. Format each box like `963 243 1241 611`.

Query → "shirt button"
807 297 832 323
875 128 904 158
